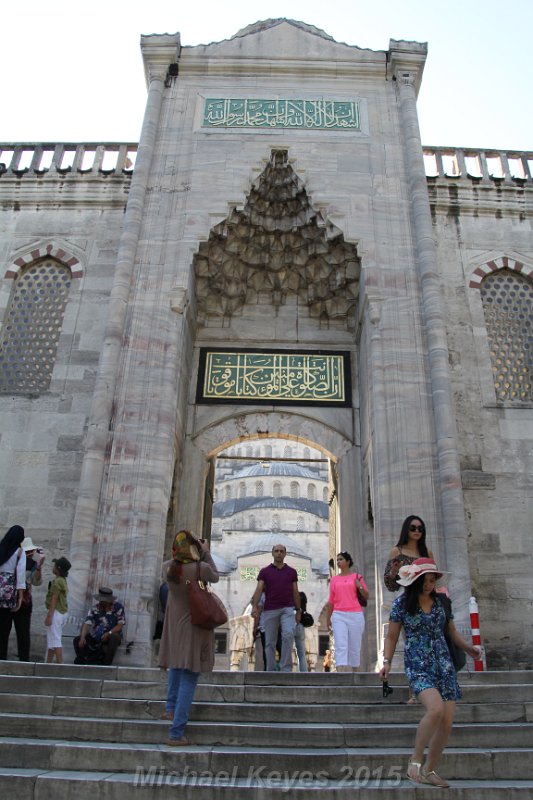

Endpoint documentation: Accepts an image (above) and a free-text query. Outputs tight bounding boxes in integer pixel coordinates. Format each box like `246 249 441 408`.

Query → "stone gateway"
0 19 531 667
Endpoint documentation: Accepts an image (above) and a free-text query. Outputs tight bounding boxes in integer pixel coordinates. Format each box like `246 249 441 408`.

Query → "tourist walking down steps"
380 558 481 788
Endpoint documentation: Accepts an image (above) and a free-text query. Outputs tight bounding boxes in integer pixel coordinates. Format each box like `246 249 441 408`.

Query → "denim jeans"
294 622 308 672
166 668 199 740
262 607 296 672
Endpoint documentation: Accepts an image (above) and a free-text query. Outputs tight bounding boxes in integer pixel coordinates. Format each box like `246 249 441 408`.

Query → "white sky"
2 0 532 151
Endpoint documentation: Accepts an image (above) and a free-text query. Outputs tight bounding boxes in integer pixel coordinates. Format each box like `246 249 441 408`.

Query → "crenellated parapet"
0 142 137 178
0 143 138 208
423 146 532 219
423 146 532 184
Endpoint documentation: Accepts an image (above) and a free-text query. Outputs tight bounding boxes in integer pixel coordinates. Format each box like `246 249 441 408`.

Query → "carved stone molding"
194 149 360 324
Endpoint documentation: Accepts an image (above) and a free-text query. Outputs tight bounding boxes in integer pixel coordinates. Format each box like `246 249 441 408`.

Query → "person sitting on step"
73 587 125 665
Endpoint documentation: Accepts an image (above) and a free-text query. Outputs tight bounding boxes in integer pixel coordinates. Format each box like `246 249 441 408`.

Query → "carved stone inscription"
197 349 351 406
203 99 360 130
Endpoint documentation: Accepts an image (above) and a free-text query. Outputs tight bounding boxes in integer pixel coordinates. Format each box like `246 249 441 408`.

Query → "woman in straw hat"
379 558 481 788
383 514 434 705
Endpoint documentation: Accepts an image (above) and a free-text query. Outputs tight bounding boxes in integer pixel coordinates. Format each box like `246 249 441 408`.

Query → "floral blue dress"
390 594 461 701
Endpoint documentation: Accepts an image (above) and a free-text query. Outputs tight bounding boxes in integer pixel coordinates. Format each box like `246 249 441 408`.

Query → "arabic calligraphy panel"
203 99 360 130
197 349 351 407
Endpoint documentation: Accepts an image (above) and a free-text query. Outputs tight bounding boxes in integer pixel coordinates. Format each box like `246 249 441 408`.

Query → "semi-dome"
238 532 309 559
222 462 324 480
213 496 328 519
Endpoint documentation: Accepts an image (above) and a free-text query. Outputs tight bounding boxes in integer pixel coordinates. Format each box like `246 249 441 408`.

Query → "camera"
382 680 394 698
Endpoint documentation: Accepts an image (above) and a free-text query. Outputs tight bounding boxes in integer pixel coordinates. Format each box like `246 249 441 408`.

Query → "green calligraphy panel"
203 99 360 130
197 349 351 407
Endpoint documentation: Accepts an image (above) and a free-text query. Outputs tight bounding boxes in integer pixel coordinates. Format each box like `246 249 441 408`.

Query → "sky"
2 0 531 151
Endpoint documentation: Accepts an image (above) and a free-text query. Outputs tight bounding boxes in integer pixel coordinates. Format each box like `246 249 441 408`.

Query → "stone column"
391 48 472 621
66 69 168 633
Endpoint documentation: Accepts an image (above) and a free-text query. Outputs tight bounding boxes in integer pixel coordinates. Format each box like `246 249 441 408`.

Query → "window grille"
0 260 71 394
480 269 532 402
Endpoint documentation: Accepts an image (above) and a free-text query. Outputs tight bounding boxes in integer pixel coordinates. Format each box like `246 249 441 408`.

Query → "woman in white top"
0 525 27 660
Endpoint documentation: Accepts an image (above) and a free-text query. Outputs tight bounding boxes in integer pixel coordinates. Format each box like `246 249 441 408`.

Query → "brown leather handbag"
186 563 228 630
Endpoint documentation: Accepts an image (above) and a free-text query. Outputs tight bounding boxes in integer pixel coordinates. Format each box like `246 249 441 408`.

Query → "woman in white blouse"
0 525 27 659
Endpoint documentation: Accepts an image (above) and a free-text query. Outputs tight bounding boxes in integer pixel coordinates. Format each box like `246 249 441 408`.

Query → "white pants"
331 610 365 668
46 609 66 649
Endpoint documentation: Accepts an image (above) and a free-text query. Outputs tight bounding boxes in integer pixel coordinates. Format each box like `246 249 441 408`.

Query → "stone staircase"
1 661 533 797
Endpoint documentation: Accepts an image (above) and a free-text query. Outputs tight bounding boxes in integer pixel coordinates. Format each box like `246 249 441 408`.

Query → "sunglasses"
409 524 423 532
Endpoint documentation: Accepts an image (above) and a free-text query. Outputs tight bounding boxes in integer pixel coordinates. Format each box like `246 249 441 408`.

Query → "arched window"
264 444 272 457
307 483 316 500
239 482 246 499
224 485 232 501
272 514 281 531
284 445 292 458
0 259 72 394
296 515 304 531
480 269 532 402
249 515 256 531
290 481 299 499
255 481 264 497
303 447 310 459
246 445 253 457
323 486 329 502
273 481 282 498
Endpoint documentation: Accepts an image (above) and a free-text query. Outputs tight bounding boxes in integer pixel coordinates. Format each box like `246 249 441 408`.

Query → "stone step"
1 664 533 794
3 672 533 704
3 660 533 685
2 769 533 800
1 712 533 750
1 739 533 781
1 692 529 724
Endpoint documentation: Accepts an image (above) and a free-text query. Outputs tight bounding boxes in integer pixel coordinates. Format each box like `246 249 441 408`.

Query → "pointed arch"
469 256 533 289
4 241 83 280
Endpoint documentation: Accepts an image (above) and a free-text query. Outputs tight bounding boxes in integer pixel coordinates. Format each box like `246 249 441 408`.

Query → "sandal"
406 696 419 705
420 769 450 788
406 760 422 783
160 710 174 720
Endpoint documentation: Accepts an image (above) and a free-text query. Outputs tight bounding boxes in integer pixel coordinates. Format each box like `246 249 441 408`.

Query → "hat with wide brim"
94 587 117 603
397 557 449 587
21 536 39 552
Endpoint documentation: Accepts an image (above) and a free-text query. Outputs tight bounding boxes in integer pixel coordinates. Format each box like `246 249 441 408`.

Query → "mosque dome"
238 532 309 559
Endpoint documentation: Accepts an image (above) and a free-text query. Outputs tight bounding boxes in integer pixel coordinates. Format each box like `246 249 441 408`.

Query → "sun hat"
94 587 117 603
53 556 71 576
396 557 449 587
21 536 39 552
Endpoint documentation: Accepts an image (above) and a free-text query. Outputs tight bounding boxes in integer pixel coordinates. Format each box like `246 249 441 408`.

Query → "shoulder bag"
355 574 367 608
300 610 314 627
439 595 466 672
186 562 228 630
0 548 21 609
